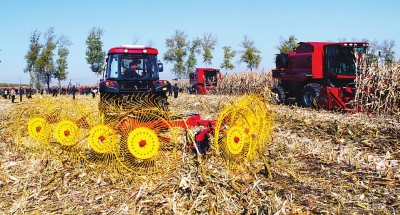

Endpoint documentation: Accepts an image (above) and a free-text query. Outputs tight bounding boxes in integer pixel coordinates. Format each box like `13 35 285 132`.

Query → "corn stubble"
1 64 400 214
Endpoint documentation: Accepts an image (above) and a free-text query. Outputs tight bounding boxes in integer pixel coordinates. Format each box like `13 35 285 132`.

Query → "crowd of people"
1 86 99 103
1 83 188 104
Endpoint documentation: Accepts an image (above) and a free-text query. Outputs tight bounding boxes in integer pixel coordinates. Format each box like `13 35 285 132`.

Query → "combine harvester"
271 42 369 113
11 45 274 176
188 68 222 94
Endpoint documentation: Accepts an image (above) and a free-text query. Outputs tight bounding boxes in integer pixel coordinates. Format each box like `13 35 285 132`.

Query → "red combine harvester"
271 42 369 113
189 68 222 94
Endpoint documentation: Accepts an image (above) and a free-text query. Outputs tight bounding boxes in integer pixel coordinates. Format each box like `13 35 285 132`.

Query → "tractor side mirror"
158 62 164 72
91 63 99 73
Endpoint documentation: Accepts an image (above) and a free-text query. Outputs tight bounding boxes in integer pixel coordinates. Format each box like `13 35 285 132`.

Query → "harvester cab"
272 42 369 112
98 45 171 112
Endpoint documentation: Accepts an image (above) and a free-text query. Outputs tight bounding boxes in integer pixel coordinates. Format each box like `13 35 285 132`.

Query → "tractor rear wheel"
271 86 286 104
301 84 321 108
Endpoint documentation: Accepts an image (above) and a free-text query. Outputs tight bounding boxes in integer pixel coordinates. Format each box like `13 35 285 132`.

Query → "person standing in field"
4 88 8 99
91 88 97 99
19 87 24 102
72 86 77 100
173 84 179 98
168 87 172 96
10 87 16 103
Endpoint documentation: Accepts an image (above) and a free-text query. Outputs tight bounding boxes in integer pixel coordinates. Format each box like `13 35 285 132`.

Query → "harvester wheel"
301 84 321 108
271 86 286 104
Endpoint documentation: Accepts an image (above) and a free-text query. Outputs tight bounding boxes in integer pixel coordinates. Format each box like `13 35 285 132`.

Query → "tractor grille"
118 81 151 92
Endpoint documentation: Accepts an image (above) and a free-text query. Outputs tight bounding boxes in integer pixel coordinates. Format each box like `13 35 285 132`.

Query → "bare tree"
132 33 141 45
147 39 155 47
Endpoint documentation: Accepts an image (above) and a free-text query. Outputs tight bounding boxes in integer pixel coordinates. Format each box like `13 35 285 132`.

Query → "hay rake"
10 93 274 175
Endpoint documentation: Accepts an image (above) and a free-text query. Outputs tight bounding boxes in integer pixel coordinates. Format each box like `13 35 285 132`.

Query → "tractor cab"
105 45 163 81
98 45 171 112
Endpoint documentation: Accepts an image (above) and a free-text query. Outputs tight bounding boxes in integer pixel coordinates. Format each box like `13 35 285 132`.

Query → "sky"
0 0 399 86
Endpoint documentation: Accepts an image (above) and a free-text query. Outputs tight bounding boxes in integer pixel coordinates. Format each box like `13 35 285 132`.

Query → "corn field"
215 71 276 95
354 62 400 115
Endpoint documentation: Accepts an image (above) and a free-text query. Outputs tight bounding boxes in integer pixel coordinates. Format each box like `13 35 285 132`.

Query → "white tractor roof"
120 45 146 49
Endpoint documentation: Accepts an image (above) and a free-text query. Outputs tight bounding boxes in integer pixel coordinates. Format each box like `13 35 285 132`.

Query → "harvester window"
325 46 341 74
205 70 218 83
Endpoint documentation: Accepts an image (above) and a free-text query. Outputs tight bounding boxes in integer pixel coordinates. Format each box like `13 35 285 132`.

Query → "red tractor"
94 45 216 156
189 68 222 94
271 42 369 112
97 45 171 111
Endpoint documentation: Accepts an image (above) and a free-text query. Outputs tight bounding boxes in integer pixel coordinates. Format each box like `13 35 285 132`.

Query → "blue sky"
0 0 399 86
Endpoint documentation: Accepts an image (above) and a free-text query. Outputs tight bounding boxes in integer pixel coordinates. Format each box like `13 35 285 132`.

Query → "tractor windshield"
106 54 159 80
325 46 367 75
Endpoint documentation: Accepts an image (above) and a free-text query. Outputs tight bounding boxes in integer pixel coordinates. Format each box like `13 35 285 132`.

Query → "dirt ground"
0 93 399 214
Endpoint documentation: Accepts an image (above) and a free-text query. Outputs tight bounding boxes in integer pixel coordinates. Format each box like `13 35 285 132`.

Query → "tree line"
24 27 105 89
24 28 73 89
23 27 396 88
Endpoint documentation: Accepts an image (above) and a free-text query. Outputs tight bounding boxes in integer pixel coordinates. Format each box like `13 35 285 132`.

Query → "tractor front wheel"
301 84 321 108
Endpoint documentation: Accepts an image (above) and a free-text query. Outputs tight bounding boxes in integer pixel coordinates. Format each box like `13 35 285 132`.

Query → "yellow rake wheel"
226 126 246 155
20 117 52 151
28 117 51 142
80 124 119 166
214 108 253 170
43 119 85 162
235 95 271 158
114 110 177 175
15 101 55 151
126 127 160 159
54 120 80 146
88 125 117 154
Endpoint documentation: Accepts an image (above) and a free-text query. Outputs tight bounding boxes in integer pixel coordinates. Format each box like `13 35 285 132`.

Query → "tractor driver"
124 60 142 78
